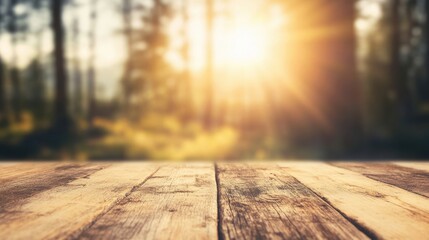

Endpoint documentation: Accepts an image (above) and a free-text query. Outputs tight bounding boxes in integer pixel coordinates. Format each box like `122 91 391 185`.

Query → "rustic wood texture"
281 162 429 239
0 162 65 182
216 163 368 240
0 163 106 212
0 163 160 240
394 162 429 172
79 163 218 240
1 161 429 240
332 162 429 197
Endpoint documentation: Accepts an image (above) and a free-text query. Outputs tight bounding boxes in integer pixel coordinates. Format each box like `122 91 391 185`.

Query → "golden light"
178 21 271 71
170 1 281 72
218 25 269 67
162 0 290 103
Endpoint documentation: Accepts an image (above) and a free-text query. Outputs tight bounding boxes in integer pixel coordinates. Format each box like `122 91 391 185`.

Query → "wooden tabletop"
1 161 429 240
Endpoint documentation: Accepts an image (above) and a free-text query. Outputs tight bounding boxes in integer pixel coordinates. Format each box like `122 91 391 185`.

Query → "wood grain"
0 162 160 240
0 162 63 182
78 163 218 240
282 162 429 239
1 161 429 240
394 162 429 172
0 162 20 166
216 163 368 240
0 162 106 212
332 162 429 197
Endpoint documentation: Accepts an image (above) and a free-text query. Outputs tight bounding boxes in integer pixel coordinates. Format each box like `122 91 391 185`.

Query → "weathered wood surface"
281 162 429 239
216 163 368 240
79 163 218 240
0 163 106 212
332 162 429 197
394 161 429 172
0 161 428 240
0 163 160 240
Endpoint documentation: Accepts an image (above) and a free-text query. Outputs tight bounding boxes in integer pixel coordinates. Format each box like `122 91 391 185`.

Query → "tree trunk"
426 0 429 89
72 7 82 117
87 0 98 126
0 55 5 125
180 0 193 121
333 0 361 152
285 0 360 155
121 0 133 113
203 0 214 129
32 7 47 125
10 6 21 123
51 0 69 127
391 0 410 126
0 2 7 125
5 0 22 123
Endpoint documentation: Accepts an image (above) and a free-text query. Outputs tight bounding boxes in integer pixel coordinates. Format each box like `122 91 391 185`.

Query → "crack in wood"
71 166 162 240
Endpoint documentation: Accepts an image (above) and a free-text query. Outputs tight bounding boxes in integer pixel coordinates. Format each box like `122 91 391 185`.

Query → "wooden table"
1 161 429 240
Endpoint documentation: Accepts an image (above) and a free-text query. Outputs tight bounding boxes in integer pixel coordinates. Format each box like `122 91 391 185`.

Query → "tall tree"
426 0 429 91
87 0 98 125
7 0 22 122
337 0 362 150
51 0 69 127
121 0 133 113
71 1 82 117
203 0 214 129
390 0 410 126
280 0 360 154
180 0 193 121
0 0 8 125
28 0 47 124
125 0 172 116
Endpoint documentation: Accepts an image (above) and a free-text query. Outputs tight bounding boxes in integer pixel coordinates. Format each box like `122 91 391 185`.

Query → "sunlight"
182 20 270 71
355 0 384 32
174 1 280 72
220 26 268 66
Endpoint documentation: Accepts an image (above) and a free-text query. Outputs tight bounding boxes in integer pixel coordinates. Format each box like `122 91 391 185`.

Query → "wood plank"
78 163 218 240
217 163 368 240
332 162 429 198
281 162 429 239
0 162 161 240
0 162 62 181
0 163 107 212
394 162 429 172
0 162 20 166
0 162 91 184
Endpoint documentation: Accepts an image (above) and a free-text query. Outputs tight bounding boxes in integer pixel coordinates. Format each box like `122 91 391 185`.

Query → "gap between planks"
215 163 369 240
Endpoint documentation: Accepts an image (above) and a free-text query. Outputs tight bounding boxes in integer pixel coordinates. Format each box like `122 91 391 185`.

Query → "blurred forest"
0 0 428 160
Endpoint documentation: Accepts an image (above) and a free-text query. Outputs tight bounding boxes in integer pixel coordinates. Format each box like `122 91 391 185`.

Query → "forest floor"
2 113 429 160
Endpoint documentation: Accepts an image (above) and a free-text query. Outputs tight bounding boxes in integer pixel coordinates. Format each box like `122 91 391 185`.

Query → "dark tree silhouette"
7 0 23 122
71 1 83 117
391 0 408 125
425 1 429 78
121 0 133 113
28 0 47 124
87 0 98 125
0 0 7 126
51 0 69 127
